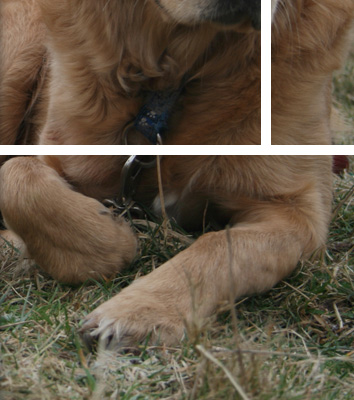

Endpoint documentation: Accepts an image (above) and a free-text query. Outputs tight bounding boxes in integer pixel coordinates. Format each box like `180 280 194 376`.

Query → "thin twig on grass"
196 344 250 400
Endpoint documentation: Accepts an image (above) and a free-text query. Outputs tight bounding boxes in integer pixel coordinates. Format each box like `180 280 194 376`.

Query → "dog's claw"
79 318 98 351
80 329 97 352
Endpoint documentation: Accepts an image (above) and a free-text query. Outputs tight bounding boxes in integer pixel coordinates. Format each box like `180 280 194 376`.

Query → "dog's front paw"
80 288 185 351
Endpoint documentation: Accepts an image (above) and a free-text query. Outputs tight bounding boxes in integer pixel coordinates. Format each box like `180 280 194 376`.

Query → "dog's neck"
90 1 221 93
42 0 252 93
38 0 260 145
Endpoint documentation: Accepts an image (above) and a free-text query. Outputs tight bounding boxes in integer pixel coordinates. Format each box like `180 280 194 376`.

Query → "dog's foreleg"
81 195 329 348
0 157 137 283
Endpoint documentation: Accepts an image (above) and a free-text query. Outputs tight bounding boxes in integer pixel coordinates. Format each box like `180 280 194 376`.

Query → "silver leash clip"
103 155 157 218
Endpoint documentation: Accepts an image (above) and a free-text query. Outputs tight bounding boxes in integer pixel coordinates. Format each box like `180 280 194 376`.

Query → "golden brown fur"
272 0 354 144
0 0 261 146
0 155 333 347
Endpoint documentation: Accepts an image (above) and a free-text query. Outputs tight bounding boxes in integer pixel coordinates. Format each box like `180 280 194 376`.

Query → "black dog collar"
133 76 189 144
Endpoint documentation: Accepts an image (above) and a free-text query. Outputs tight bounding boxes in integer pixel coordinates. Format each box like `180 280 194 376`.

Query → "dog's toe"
80 315 118 350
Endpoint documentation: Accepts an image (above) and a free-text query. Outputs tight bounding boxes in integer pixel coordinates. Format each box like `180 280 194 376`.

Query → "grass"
332 43 354 144
1 159 354 400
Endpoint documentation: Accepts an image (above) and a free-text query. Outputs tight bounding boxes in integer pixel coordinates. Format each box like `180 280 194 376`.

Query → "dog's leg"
81 188 330 348
0 229 26 254
0 157 137 284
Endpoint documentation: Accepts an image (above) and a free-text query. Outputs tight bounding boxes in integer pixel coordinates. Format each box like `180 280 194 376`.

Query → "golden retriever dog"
272 0 354 145
0 0 261 147
0 1 352 350
0 155 332 348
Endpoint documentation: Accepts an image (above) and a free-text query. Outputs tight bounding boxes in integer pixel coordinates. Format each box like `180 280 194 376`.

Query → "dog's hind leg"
0 157 137 284
80 183 331 348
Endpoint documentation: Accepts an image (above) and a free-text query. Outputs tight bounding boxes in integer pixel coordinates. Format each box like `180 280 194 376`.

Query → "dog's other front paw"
80 286 185 351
